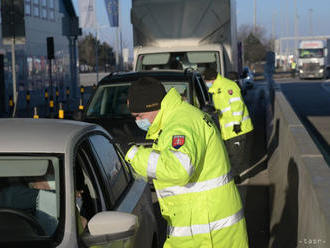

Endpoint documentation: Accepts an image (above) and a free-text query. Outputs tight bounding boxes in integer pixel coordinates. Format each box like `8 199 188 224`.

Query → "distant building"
0 0 80 115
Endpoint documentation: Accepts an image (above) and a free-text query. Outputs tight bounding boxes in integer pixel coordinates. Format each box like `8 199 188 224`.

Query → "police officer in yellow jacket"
204 68 254 179
125 77 248 248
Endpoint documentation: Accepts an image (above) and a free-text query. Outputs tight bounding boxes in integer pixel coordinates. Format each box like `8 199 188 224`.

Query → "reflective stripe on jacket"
125 88 248 248
209 74 254 140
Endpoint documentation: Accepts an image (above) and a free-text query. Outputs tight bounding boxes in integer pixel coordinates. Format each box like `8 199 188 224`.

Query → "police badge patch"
172 135 185 149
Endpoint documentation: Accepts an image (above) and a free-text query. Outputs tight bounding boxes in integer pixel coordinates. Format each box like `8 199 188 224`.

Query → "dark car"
82 70 214 153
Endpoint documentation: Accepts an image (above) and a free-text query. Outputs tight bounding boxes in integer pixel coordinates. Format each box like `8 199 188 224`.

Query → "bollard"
44 89 49 101
66 86 70 98
9 96 14 108
78 98 84 111
9 96 14 116
26 90 31 105
58 102 64 119
55 87 59 102
33 107 39 119
49 96 54 112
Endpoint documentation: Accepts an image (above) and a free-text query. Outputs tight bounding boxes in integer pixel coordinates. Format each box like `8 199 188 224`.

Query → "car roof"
98 70 200 86
0 119 103 154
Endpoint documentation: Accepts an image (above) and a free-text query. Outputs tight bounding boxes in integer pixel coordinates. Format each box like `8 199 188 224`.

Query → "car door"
73 135 143 248
88 134 157 248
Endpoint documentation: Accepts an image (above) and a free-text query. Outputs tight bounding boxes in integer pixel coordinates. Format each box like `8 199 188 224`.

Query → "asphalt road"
278 78 330 166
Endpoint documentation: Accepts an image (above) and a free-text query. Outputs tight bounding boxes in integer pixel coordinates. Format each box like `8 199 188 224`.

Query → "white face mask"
206 81 213 88
135 118 151 131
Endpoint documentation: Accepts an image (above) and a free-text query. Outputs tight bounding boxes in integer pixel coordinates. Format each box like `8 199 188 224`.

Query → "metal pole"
116 0 121 70
120 28 123 69
95 26 99 83
309 9 313 36
49 58 53 98
115 28 120 70
11 37 17 117
254 0 257 34
294 0 298 59
272 11 277 41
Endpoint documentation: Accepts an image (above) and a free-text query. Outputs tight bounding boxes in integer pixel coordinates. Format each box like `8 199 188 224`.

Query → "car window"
86 83 131 118
0 155 63 242
89 135 130 205
162 81 190 102
86 80 191 118
137 51 220 73
74 140 105 233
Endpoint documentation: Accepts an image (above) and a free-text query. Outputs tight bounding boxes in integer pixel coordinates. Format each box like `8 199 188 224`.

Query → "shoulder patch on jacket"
172 135 185 149
228 89 233 95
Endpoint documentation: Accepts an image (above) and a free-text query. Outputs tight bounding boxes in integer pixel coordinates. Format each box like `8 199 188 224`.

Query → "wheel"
0 208 46 236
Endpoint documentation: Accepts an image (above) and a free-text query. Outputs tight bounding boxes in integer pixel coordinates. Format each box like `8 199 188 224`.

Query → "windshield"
0 155 62 242
86 81 190 118
299 49 324 58
136 51 220 74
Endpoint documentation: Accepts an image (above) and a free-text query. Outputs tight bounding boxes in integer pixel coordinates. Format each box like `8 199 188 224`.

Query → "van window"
137 51 220 74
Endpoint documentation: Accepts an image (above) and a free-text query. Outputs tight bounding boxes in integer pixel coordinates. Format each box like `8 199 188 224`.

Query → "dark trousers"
224 132 252 176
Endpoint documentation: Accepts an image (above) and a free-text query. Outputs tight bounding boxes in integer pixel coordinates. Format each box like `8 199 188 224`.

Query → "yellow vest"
126 88 248 248
209 74 254 140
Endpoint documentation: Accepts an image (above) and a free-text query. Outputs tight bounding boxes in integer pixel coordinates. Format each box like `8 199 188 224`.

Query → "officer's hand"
233 124 242 134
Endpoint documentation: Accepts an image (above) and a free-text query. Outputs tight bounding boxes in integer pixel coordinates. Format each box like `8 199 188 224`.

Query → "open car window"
0 155 63 243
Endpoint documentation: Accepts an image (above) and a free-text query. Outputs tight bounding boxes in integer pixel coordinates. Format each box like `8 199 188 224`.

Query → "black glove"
128 139 154 147
233 124 242 134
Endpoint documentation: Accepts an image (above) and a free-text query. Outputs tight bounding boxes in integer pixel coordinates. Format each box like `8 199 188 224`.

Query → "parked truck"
131 0 239 76
298 39 330 79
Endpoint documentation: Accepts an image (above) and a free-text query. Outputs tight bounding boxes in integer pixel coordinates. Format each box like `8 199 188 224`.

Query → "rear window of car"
86 80 190 118
0 155 63 243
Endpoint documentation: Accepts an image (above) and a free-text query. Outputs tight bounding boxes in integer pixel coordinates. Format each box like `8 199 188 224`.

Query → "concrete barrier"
267 86 330 247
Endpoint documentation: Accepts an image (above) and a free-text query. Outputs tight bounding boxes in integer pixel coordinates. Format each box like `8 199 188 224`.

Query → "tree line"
238 24 274 70
78 33 115 73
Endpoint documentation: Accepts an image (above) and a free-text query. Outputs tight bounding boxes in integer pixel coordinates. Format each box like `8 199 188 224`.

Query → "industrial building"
0 0 80 116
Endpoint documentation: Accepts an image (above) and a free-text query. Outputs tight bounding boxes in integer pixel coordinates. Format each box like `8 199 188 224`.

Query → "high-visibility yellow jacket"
125 88 248 248
291 62 296 69
209 74 254 141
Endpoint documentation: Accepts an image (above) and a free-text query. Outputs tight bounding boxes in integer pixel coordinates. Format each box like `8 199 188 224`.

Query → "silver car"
0 119 158 248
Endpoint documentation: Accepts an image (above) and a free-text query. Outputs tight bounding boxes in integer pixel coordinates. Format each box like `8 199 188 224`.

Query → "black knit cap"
203 68 217 80
128 77 166 113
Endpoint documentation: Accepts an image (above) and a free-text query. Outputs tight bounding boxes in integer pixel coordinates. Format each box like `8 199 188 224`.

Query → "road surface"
278 78 330 165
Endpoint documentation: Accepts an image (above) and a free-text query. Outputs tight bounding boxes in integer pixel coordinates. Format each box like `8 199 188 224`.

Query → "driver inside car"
0 165 58 236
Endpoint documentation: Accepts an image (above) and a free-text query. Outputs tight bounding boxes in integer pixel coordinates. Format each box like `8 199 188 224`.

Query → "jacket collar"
208 73 223 93
146 88 182 139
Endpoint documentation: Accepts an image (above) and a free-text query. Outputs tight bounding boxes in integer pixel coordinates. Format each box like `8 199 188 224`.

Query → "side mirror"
81 211 138 247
